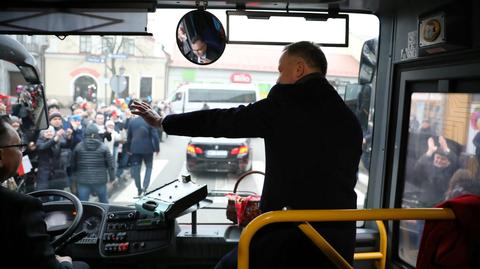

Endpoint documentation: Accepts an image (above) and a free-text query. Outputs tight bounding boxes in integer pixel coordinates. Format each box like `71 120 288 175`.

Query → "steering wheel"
28 189 84 249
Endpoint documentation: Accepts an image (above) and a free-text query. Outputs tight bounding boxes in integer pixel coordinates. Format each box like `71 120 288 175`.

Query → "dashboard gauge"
83 216 101 234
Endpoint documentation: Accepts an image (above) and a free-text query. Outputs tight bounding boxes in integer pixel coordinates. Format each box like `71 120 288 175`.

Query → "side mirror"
358 38 378 84
177 10 226 65
0 36 48 132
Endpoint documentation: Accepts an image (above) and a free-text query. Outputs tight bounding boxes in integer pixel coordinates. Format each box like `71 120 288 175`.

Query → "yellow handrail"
353 220 387 269
237 208 455 269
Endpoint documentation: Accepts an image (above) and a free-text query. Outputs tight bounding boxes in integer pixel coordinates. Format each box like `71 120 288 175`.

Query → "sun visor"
0 10 150 35
227 11 349 47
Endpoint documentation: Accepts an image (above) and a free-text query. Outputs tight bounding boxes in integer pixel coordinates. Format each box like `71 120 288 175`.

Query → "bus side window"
399 92 480 266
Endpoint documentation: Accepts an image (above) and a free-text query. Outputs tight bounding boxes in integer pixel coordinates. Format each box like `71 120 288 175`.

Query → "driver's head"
191 36 207 58
0 117 22 183
277 41 327 84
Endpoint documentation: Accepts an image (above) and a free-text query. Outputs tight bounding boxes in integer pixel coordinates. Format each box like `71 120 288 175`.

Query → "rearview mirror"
358 38 378 84
176 10 226 65
0 36 48 132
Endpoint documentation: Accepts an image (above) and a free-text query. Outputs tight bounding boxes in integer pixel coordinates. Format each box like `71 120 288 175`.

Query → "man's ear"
295 60 306 79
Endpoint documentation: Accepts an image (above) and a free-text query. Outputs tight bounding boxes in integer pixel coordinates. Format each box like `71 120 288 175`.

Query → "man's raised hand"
130 101 162 128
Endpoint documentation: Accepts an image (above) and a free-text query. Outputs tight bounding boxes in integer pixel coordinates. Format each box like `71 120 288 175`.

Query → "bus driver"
0 116 89 269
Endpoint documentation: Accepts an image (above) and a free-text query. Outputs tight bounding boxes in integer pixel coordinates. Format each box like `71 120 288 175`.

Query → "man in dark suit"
131 41 363 269
0 116 89 269
190 35 220 64
125 115 160 196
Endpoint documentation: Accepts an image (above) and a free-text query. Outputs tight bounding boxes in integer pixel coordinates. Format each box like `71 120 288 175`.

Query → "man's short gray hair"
283 41 328 76
0 116 9 147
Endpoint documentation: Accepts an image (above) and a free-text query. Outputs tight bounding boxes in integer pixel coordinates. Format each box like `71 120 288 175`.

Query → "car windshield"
5 9 379 225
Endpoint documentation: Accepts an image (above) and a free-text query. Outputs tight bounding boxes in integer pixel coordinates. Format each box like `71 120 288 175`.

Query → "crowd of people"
1 97 172 202
406 118 480 208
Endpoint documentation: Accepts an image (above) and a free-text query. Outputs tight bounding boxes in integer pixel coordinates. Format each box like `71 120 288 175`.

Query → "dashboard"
43 202 176 260
45 210 75 230
39 179 208 263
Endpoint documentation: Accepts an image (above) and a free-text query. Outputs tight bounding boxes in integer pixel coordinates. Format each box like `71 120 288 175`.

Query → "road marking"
112 159 169 203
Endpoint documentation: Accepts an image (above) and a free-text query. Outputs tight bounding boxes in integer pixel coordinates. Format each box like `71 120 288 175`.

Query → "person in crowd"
0 116 90 269
48 104 70 130
110 110 124 133
9 116 23 139
36 113 72 191
68 114 84 149
72 107 90 129
418 119 434 136
445 169 480 200
409 115 420 133
115 109 133 181
125 115 160 196
9 115 37 193
131 41 363 269
361 122 373 170
49 112 73 191
190 35 220 64
105 120 121 168
71 124 115 203
93 113 111 142
472 125 480 167
201 102 210 110
413 136 458 207
153 102 166 142
105 119 125 192
66 114 84 194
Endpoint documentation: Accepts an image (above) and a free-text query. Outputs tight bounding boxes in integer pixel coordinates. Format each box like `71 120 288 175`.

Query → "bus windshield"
5 9 379 226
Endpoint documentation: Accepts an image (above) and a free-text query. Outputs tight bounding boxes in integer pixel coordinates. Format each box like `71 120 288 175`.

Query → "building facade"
44 35 168 106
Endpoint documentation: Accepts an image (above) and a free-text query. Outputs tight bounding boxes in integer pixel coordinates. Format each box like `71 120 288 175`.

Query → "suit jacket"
126 116 160 154
163 73 363 267
191 45 220 64
0 186 72 269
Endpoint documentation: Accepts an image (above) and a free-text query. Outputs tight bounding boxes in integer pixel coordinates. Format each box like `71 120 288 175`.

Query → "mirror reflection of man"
190 35 220 64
